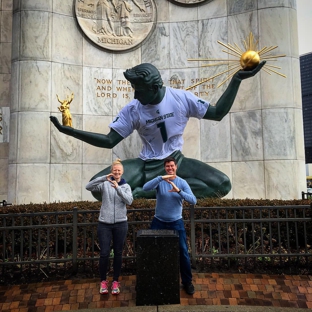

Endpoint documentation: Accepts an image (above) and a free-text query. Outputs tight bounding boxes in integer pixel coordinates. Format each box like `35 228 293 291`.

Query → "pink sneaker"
99 280 109 294
111 281 120 295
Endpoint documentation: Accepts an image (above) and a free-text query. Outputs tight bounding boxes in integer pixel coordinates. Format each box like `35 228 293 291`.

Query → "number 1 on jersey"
157 122 168 143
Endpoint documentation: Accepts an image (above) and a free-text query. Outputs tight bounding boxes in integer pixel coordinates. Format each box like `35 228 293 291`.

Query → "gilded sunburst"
186 32 286 90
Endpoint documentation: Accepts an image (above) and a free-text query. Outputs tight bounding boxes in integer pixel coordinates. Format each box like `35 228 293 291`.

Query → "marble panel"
155 0 169 22
261 57 293 108
3 0 13 11
8 112 17 163
0 106 9 142
52 63 83 114
197 65 228 105
16 164 50 204
84 67 113 116
1 10 12 42
112 49 141 69
259 7 291 56
20 11 51 60
200 114 231 162
142 23 170 70
7 163 16 203
50 164 82 202
289 6 299 57
82 164 106 201
262 108 296 160
82 115 112 164
183 118 200 159
83 37 113 68
295 108 305 160
112 68 133 115
264 160 306 199
232 161 265 199
13 0 20 11
297 159 307 193
52 14 82 65
231 110 263 161
227 0 257 15
0 158 8 192
231 72 262 112
228 11 258 52
198 17 228 61
112 131 142 160
52 0 72 16
169 21 198 69
0 142 8 157
50 114 82 163
21 0 52 11
11 11 20 61
17 112 50 163
0 42 11 73
168 1 197 22
207 161 232 199
292 58 302 109
10 62 18 112
20 61 51 111
198 0 227 19
169 67 198 94
0 74 10 107
258 0 295 9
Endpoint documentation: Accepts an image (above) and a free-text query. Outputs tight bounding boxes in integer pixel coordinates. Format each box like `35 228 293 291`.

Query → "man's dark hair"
123 63 163 88
164 156 177 166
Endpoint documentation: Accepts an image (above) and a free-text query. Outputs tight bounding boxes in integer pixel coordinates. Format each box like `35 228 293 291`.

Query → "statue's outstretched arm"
203 61 266 121
49 116 123 148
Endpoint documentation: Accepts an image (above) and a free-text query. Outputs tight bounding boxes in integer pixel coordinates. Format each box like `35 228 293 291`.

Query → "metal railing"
0 204 311 284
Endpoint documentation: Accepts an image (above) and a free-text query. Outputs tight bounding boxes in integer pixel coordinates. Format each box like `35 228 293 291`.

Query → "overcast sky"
297 0 312 55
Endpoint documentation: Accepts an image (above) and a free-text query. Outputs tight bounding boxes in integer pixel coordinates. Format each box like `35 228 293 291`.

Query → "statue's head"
124 63 164 105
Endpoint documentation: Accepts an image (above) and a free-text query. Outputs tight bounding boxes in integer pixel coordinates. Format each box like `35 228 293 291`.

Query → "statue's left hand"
235 61 266 81
50 116 72 134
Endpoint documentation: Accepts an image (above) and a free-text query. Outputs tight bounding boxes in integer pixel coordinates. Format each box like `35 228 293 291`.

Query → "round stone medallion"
75 0 156 51
169 0 212 5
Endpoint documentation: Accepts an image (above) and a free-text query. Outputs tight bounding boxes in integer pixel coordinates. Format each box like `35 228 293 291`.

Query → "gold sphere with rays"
240 50 260 70
186 32 286 90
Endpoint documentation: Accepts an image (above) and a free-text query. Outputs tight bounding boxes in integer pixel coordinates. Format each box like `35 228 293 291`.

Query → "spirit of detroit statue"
50 62 265 201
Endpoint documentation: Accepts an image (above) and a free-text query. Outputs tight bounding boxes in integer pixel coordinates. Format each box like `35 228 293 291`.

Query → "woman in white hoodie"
86 159 133 295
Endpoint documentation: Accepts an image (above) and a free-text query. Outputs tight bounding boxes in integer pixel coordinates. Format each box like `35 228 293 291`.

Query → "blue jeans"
97 221 128 281
150 217 192 285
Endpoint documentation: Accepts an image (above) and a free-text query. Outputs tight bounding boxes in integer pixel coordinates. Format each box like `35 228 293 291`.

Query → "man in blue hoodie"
143 156 196 295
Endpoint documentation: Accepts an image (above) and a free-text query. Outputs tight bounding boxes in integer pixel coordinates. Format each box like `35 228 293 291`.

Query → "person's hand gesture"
166 180 180 193
106 174 118 188
235 61 266 81
162 174 176 181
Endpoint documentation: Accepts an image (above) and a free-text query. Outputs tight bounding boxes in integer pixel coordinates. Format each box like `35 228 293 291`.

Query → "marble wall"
0 0 12 202
4 0 306 204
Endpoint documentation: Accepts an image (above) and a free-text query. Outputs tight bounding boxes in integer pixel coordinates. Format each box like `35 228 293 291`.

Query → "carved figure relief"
75 0 156 51
169 0 213 5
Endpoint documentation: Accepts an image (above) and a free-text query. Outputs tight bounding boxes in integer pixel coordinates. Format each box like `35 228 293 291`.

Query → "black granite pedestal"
136 229 180 306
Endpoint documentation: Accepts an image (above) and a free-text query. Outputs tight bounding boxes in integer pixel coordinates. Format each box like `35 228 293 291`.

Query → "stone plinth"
136 229 180 306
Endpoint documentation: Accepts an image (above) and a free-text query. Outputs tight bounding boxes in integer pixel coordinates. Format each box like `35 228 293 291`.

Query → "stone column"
0 0 12 201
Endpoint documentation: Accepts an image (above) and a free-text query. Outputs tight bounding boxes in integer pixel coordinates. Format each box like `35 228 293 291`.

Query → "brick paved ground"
0 273 312 312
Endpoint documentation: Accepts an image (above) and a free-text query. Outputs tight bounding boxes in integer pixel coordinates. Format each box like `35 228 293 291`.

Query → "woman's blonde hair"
111 158 123 170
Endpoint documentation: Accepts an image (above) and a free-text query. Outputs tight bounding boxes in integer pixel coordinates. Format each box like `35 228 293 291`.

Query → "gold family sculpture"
56 93 74 127
187 32 286 90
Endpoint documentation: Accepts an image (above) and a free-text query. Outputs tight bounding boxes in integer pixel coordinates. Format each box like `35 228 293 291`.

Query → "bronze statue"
56 93 74 127
50 62 265 200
